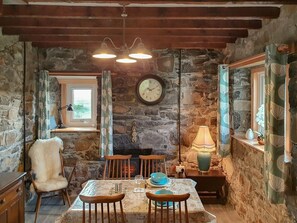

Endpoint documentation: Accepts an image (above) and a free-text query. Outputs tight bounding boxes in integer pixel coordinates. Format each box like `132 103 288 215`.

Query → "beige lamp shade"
192 126 216 153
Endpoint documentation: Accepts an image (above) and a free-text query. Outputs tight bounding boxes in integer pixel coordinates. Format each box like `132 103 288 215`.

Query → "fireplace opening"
113 148 152 177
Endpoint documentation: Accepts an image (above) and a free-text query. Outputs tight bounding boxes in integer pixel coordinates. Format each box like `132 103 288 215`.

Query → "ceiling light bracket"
92 5 152 63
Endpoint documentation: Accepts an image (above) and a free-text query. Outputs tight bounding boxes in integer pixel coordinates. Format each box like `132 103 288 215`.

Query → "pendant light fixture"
92 5 152 63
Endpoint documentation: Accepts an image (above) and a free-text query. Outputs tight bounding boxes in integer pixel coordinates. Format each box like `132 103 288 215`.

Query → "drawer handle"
0 199 5 205
16 188 21 193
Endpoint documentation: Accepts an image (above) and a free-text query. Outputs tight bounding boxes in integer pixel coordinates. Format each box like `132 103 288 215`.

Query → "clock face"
136 75 165 105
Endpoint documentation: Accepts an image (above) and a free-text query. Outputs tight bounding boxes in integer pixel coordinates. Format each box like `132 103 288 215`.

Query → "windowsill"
232 133 264 153
51 127 99 133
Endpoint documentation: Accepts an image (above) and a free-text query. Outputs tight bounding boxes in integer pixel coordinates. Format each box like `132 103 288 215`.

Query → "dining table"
55 178 216 223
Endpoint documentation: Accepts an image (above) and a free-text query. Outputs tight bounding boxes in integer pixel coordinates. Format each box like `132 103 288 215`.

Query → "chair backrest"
146 192 190 223
139 155 167 178
103 155 132 180
79 193 126 223
28 137 64 182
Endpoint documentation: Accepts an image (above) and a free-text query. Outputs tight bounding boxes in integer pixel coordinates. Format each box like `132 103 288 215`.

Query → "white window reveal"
251 67 265 135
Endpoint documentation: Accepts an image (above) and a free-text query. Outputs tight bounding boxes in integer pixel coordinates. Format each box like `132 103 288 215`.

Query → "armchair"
28 136 73 223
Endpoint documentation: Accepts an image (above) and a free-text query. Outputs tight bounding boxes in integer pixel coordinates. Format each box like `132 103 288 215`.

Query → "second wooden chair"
79 193 126 223
103 155 132 180
146 192 190 223
139 155 167 178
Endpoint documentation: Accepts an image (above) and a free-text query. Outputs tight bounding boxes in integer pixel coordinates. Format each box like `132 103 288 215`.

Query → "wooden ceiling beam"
0 17 262 29
22 0 297 4
2 5 280 19
32 41 227 49
2 27 249 37
19 35 237 43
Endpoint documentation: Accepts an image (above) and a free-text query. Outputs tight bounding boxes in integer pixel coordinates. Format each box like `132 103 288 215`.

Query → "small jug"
245 128 254 140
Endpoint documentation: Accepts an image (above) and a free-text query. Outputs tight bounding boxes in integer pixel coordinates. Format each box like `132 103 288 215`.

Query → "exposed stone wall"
229 68 251 134
24 43 38 172
224 5 297 222
224 5 297 63
41 48 223 194
0 36 24 172
229 138 292 223
50 132 101 196
0 36 38 173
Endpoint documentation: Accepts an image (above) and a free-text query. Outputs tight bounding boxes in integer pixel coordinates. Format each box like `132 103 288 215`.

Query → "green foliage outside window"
73 104 91 119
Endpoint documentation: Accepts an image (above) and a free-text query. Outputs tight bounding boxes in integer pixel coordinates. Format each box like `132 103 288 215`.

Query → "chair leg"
63 189 71 206
61 191 66 205
34 193 42 223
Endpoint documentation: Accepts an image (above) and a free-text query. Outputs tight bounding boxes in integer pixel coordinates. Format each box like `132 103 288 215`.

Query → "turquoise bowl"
150 172 167 184
155 189 173 207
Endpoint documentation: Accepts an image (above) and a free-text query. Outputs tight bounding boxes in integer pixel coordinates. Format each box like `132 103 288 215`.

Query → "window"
65 84 97 127
251 67 265 134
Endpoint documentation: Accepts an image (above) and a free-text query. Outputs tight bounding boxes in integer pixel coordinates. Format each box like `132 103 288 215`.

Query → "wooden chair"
139 155 167 178
79 193 126 223
28 137 74 223
103 155 132 180
146 192 190 223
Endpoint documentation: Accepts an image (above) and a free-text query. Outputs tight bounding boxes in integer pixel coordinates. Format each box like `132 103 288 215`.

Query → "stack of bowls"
150 172 168 186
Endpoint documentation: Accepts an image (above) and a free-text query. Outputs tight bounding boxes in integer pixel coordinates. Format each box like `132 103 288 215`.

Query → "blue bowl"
150 178 168 185
155 189 173 207
150 172 167 184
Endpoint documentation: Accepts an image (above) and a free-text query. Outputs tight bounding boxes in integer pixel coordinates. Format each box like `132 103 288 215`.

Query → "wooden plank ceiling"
0 1 294 50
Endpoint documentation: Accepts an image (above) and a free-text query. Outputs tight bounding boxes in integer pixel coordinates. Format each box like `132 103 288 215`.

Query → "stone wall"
0 35 38 173
225 5 297 222
41 48 223 194
0 36 24 172
224 5 297 63
230 68 251 134
50 131 101 196
230 138 292 223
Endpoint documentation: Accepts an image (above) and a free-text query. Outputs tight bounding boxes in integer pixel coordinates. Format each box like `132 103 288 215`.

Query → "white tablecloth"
56 178 216 223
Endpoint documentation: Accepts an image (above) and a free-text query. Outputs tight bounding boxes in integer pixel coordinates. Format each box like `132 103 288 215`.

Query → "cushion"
34 176 68 192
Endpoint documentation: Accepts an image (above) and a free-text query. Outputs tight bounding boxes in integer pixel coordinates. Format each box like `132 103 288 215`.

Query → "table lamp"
57 104 73 128
191 126 216 173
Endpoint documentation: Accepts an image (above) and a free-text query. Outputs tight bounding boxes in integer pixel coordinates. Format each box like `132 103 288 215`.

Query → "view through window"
72 89 92 120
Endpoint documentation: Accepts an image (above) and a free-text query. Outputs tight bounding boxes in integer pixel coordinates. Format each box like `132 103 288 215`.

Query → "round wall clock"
136 74 165 105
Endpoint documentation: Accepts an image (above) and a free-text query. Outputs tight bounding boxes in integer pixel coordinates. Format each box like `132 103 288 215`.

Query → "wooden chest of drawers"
0 172 26 223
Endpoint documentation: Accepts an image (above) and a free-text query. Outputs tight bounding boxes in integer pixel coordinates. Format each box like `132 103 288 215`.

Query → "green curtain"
100 70 113 157
38 70 51 139
218 64 231 157
264 44 288 203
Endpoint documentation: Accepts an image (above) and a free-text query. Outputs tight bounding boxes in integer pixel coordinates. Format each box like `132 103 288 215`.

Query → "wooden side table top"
185 168 225 178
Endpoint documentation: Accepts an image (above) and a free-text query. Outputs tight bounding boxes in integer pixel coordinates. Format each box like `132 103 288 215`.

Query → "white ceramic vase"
245 128 254 140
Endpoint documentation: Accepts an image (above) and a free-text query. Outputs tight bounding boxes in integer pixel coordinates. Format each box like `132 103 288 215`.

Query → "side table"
185 168 227 204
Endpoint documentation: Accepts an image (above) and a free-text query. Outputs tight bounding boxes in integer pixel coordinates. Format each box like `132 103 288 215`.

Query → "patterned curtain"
38 70 51 139
264 43 288 203
218 65 231 157
100 70 113 157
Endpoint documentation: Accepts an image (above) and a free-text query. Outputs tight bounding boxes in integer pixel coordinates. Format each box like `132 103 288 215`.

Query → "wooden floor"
25 195 69 223
25 196 244 223
204 204 245 223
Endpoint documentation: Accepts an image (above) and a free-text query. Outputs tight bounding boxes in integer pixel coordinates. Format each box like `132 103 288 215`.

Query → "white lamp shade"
192 126 216 152
92 43 117 59
129 43 152 59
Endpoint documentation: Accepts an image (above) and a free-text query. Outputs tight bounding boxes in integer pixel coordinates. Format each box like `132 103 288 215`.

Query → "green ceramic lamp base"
197 152 211 173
